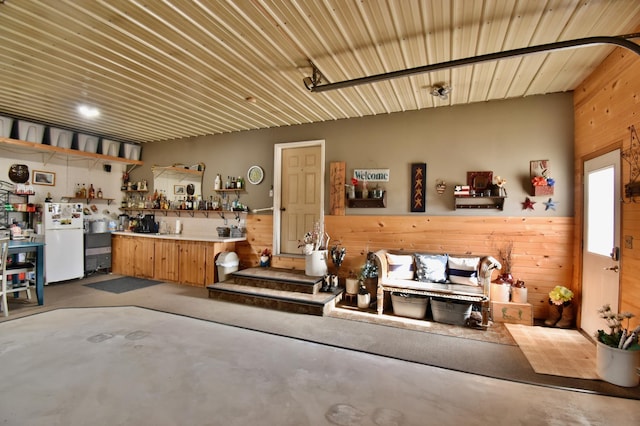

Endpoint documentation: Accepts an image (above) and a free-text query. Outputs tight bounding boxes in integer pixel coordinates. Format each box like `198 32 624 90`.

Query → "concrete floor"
1 275 640 425
2 306 640 426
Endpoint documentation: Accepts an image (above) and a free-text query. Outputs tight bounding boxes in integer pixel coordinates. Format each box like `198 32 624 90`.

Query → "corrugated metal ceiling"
0 0 639 144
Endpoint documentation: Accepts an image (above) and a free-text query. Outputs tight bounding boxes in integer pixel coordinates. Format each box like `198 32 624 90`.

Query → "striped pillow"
447 256 480 286
386 253 415 280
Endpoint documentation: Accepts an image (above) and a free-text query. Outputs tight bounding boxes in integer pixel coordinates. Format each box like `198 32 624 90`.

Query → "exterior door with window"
581 150 621 337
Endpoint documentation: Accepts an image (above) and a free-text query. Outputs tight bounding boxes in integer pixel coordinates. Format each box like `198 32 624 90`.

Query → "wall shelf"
0 136 143 167
454 195 506 210
347 193 386 208
63 197 115 205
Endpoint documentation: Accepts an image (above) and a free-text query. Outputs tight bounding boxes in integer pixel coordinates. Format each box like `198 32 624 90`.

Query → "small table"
8 240 45 305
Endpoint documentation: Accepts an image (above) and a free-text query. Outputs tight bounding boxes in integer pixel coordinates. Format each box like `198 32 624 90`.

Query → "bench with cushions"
373 250 502 328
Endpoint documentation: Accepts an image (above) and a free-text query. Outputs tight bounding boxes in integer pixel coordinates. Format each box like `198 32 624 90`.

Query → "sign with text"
353 169 390 182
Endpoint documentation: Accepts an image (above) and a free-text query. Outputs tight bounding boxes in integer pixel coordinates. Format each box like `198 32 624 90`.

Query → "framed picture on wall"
174 185 186 195
467 171 493 192
32 170 55 186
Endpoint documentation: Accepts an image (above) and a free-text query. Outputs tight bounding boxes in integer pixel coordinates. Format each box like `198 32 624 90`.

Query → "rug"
505 324 598 379
83 277 162 294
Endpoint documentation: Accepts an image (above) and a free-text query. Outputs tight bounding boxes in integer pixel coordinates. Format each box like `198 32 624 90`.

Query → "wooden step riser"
208 289 329 316
232 275 320 294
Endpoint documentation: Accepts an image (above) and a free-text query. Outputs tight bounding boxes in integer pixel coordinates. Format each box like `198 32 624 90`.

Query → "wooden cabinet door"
133 237 155 278
154 239 179 282
178 240 207 286
111 235 135 276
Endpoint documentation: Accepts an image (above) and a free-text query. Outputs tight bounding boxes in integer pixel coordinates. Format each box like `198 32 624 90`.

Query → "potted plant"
495 241 514 284
544 285 574 328
357 282 371 309
298 221 328 276
353 252 379 308
595 304 640 387
490 241 513 302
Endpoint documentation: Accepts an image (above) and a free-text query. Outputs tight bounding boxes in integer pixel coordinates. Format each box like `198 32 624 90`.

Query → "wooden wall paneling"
329 161 346 216
574 43 640 329
240 214 574 319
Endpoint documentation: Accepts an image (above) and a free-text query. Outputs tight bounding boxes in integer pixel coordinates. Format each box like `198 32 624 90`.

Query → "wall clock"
247 165 264 185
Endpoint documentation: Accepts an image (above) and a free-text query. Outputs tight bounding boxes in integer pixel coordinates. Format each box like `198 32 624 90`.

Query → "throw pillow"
448 255 480 286
414 253 448 283
386 253 415 280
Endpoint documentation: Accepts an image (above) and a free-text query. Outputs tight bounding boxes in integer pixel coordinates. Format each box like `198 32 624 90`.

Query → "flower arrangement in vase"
595 304 640 387
299 221 329 276
544 285 574 328
596 304 639 350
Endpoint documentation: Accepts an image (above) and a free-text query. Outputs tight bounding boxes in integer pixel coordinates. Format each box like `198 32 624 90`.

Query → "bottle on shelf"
214 174 221 190
97 187 103 199
80 183 87 198
88 184 96 199
237 176 243 189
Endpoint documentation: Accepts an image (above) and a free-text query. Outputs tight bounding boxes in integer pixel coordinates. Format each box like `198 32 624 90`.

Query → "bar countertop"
110 231 246 243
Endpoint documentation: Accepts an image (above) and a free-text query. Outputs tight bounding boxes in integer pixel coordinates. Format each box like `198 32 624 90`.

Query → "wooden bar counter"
111 232 245 287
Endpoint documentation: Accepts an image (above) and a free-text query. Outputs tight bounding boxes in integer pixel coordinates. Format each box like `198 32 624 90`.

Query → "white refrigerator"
42 202 84 284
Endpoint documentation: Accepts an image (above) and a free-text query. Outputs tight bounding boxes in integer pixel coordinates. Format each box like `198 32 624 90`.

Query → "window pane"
587 167 613 256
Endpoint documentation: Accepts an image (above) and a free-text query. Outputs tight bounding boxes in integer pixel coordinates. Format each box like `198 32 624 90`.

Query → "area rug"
505 324 598 379
83 277 162 294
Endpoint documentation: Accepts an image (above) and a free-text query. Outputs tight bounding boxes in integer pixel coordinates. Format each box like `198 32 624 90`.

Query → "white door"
274 141 324 255
581 150 621 337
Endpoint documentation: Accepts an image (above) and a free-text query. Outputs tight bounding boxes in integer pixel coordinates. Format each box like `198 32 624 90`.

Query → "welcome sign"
353 169 390 182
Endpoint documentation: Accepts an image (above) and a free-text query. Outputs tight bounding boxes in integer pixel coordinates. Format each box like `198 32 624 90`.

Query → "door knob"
604 265 619 272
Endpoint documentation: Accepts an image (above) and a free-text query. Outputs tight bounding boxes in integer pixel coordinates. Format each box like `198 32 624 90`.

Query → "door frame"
577 142 622 330
273 139 325 256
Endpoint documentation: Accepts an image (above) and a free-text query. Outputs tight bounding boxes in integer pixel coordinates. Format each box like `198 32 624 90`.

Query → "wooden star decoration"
522 197 536 210
543 198 557 211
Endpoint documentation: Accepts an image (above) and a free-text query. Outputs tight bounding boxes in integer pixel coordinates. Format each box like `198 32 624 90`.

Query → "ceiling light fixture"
430 85 451 100
78 105 100 118
303 33 640 93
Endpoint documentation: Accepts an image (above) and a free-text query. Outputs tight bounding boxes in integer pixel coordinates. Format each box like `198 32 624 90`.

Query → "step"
207 282 343 316
230 267 322 294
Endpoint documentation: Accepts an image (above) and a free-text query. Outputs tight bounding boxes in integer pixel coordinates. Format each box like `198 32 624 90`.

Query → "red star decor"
522 197 536 210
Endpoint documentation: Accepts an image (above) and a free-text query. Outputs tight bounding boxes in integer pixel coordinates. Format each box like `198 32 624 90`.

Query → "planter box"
431 298 472 326
491 301 533 325
391 292 429 319
596 341 640 387
532 185 554 196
